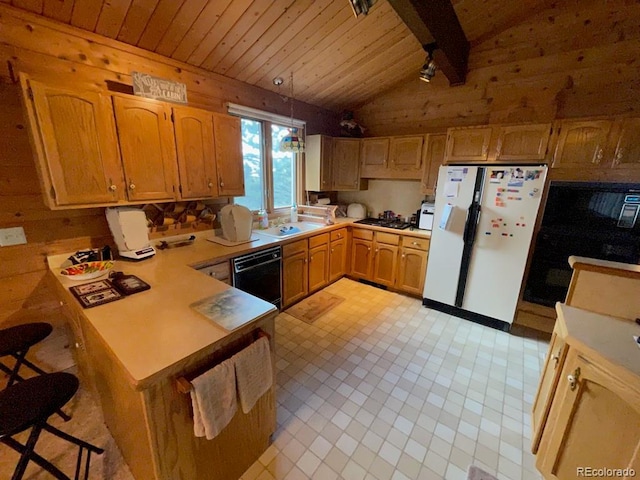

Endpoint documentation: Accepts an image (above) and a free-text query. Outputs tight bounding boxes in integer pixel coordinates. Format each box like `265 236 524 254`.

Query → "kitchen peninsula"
48 220 431 480
47 236 281 480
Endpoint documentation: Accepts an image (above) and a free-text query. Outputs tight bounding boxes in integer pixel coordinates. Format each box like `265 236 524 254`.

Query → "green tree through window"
235 118 298 213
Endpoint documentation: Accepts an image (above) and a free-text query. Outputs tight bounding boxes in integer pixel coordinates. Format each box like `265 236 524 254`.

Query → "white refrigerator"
423 164 548 330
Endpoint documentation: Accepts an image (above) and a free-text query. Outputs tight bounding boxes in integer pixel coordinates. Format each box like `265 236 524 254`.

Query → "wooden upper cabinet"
445 126 493 163
213 114 245 196
421 134 446 195
360 137 389 178
495 124 551 162
305 135 333 191
172 106 218 199
389 135 424 174
332 138 363 191
112 95 177 202
612 118 640 170
21 77 124 207
551 120 613 168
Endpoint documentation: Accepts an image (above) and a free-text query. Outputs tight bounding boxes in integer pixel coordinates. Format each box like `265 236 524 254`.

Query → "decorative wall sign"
132 72 188 104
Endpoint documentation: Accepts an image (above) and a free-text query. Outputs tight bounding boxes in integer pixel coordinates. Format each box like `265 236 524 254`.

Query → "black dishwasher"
232 246 282 309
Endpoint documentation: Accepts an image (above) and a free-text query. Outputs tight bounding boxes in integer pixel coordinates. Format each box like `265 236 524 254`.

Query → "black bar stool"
0 322 53 387
0 372 104 480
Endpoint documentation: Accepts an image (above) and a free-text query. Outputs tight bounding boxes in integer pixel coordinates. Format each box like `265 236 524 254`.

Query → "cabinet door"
23 78 123 207
495 124 551 161
445 127 493 163
329 237 347 282
396 247 428 295
421 134 446 195
551 120 613 168
372 242 398 287
173 106 218 199
305 135 333 191
214 114 245 196
112 96 177 202
332 138 362 190
612 118 640 170
537 349 640 479
360 137 389 178
389 136 423 176
530 328 568 454
308 243 329 293
351 238 373 279
283 250 308 308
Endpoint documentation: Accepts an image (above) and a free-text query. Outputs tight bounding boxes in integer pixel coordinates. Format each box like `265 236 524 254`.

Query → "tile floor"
241 279 548 480
0 278 549 480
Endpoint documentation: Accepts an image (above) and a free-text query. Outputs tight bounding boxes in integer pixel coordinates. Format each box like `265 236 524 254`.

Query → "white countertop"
47 220 430 389
556 303 640 382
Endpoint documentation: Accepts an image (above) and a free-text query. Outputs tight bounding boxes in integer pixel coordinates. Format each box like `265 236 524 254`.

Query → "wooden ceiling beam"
387 0 469 85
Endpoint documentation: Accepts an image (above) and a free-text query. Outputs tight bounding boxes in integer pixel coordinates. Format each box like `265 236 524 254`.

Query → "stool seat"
0 372 78 438
0 373 102 480
0 323 52 356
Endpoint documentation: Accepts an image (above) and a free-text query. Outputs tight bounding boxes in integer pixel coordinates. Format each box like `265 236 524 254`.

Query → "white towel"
233 336 273 414
190 358 237 440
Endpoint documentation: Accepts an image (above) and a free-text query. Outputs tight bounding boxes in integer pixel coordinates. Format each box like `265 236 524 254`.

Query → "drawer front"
283 239 308 256
309 232 329 248
330 228 348 242
402 236 430 251
375 231 400 245
201 261 231 283
352 228 374 240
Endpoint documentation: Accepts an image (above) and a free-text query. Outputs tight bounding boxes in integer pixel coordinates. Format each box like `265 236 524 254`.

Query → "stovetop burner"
354 218 412 230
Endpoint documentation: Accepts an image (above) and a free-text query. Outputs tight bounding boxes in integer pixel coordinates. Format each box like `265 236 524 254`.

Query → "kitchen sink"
255 222 325 239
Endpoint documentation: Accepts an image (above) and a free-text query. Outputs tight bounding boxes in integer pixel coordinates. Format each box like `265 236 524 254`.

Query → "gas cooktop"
354 218 412 230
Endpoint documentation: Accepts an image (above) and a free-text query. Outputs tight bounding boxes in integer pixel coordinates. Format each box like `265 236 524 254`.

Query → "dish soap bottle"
290 203 298 223
258 209 269 229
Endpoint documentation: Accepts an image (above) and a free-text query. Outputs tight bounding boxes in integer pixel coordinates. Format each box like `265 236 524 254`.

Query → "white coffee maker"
106 207 156 260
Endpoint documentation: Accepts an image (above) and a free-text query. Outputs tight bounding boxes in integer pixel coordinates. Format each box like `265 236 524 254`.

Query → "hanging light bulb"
280 72 305 153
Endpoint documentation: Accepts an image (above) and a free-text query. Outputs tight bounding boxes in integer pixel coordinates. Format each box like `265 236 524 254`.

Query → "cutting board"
206 235 260 247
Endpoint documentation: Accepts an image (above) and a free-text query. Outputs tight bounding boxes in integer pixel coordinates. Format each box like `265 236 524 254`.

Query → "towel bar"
176 330 270 394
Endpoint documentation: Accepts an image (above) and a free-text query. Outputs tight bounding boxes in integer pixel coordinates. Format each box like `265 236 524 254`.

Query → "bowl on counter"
60 260 115 281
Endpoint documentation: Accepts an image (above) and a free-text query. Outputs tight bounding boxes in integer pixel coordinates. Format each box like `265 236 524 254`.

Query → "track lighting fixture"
420 42 438 83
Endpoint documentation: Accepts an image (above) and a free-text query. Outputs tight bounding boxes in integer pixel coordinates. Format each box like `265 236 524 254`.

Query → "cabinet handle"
109 183 117 192
208 180 213 188
482 144 488 156
614 148 624 165
331 248 334 253
552 351 561 367
367 246 371 252
304 258 307 264
412 241 419 246
401 253 406 259
593 148 603 164
337 233 342 238
567 367 581 391
129 182 136 190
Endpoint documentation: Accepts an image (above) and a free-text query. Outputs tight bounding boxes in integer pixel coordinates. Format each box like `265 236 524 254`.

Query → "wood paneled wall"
0 5 339 335
355 0 640 136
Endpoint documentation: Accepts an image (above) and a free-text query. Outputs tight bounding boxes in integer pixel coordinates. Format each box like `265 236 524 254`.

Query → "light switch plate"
0 227 27 246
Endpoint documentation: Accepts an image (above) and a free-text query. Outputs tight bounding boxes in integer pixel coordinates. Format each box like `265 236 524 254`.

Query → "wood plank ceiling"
3 0 554 112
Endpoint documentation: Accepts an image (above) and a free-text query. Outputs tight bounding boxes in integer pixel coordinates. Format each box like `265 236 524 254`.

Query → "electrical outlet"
0 227 27 246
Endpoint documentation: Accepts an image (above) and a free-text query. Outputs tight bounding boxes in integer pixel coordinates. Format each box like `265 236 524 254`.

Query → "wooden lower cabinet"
349 228 430 296
372 234 399 287
329 229 348 282
282 240 308 308
350 228 374 278
530 325 568 453
308 233 329 293
536 348 640 479
396 247 428 295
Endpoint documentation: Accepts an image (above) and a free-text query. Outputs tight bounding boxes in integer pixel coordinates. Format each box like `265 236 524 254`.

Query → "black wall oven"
232 246 282 310
523 182 640 307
